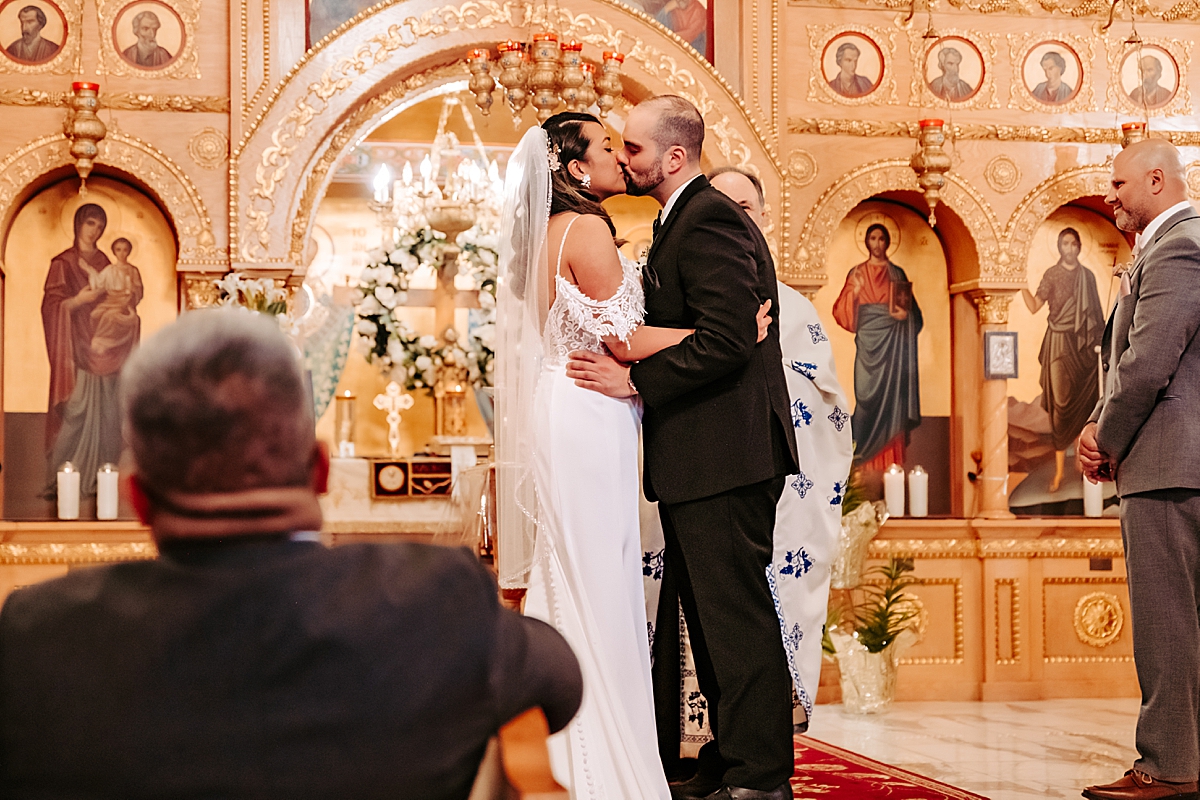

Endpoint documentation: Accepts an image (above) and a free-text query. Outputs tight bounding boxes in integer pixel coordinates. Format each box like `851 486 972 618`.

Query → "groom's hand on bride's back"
566 350 637 398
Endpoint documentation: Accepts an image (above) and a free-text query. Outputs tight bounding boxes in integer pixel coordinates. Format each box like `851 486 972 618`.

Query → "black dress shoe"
669 772 724 800
704 781 794 800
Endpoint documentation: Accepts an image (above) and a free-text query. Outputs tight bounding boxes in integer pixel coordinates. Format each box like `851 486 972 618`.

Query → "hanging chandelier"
467 37 625 122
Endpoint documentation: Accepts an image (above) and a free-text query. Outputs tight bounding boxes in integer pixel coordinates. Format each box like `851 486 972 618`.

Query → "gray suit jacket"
1090 206 1200 496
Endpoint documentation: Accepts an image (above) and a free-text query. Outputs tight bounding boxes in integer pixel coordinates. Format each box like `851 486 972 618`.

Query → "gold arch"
0 133 219 267
232 0 782 268
1003 165 1113 275
788 158 1002 286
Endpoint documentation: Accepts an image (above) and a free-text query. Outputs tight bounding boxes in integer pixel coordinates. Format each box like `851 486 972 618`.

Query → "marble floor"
805 698 1141 800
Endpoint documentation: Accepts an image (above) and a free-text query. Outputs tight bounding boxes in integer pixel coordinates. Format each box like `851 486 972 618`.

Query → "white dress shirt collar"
660 174 703 226
1136 199 1195 254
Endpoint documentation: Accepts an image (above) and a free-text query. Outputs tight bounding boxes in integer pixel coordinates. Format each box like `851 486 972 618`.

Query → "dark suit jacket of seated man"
0 309 582 800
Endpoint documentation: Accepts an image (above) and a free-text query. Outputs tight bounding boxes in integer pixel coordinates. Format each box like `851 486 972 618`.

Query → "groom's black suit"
630 176 798 791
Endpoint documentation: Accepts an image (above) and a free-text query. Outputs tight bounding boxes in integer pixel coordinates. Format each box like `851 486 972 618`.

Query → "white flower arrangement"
355 227 499 393
215 272 290 316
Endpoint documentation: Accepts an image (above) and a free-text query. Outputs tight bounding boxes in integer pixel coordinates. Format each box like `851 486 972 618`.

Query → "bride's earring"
580 174 592 188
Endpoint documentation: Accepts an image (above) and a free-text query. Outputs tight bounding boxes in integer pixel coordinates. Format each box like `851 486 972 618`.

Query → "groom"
567 95 798 800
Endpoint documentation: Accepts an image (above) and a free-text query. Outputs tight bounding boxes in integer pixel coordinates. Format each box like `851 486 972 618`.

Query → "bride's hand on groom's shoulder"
566 350 636 398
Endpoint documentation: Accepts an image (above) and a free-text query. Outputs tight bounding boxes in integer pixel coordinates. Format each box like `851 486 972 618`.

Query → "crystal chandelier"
370 94 505 243
467 37 625 122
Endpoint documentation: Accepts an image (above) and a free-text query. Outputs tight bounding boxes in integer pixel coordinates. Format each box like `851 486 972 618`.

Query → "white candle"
883 463 905 519
96 463 119 520
1083 475 1104 518
57 462 80 521
908 465 929 518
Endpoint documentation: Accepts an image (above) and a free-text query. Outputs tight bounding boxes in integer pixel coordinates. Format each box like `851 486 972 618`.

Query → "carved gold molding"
787 0 1200 22
0 0 82 75
1043 577 1133 663
1105 36 1192 117
236 0 773 264
188 128 229 170
1007 33 1095 116
1074 590 1124 647
898 578 965 666
867 535 1124 559
984 155 1022 193
240 0 272 120
970 290 1013 325
289 62 469 265
806 24 899 107
0 132 220 266
785 150 818 188
182 275 221 309
1188 161 1200 201
0 542 155 564
97 0 201 79
0 90 229 112
786 117 1200 146
787 159 1002 284
981 537 1123 558
1004 164 1111 279
994 578 1021 665
868 538 979 559
908 29 1001 111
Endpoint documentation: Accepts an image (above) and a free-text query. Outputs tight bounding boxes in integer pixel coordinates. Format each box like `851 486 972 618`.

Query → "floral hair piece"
548 141 562 172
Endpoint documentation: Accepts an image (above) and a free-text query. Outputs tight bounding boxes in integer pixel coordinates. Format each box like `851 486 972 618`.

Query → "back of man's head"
642 95 705 164
121 309 315 496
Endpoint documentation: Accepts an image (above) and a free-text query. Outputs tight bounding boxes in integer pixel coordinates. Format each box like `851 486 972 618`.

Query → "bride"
495 113 769 798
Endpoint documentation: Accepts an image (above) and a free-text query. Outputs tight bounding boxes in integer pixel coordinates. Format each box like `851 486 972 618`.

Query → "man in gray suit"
1080 138 1200 800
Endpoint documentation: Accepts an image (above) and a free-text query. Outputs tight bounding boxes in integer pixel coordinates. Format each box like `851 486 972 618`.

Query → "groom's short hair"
641 95 704 165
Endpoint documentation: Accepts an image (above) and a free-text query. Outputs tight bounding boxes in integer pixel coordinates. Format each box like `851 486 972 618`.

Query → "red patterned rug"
793 737 987 799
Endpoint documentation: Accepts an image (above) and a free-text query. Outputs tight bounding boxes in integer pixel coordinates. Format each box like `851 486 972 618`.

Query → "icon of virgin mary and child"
41 203 144 497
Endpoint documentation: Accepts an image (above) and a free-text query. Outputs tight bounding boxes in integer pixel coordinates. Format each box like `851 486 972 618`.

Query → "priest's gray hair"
121 309 315 494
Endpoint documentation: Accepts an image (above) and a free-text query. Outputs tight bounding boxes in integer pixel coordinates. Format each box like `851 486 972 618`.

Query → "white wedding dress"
522 217 671 799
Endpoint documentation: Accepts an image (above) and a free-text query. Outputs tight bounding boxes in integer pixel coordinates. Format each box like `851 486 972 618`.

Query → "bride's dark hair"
543 112 619 240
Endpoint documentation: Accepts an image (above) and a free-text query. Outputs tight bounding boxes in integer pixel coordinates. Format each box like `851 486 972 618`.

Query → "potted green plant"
827 558 922 714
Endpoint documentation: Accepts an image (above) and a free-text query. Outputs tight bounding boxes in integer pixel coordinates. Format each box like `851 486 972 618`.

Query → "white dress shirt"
659 174 703 226
1134 199 1194 257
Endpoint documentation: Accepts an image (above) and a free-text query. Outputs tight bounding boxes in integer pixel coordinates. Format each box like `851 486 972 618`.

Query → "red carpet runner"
793 737 987 799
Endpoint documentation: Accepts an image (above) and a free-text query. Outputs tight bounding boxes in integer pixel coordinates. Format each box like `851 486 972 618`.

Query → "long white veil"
494 126 552 588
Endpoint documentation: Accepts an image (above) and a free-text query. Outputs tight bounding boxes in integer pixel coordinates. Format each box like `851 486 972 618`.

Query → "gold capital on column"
969 291 1012 326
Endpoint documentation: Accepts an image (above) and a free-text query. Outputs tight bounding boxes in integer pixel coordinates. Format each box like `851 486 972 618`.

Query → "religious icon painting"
909 31 999 109
0 0 78 73
1106 39 1191 117
1008 34 1093 115
97 0 197 78
807 25 898 106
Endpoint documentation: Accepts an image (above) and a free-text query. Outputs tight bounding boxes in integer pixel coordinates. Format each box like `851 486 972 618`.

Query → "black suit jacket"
630 176 798 504
0 538 582 799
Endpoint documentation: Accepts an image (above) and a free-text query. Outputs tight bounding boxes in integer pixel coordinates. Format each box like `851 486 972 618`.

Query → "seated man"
0 309 582 799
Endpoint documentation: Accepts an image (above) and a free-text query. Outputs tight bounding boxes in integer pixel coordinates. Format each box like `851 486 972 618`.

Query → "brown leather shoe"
1083 770 1199 800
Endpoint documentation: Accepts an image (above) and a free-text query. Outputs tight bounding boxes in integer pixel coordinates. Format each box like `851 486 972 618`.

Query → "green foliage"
840 468 869 517
822 603 841 656
854 558 920 653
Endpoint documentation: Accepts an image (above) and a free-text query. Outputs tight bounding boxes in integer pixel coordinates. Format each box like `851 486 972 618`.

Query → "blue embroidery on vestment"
791 399 813 427
779 548 814 578
831 480 847 507
828 406 849 431
808 323 828 344
791 472 814 498
789 360 818 379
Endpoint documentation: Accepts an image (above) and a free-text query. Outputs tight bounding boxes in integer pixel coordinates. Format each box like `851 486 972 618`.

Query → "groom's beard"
622 161 664 197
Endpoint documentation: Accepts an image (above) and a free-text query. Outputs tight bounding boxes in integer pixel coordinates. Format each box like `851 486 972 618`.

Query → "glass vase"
829 630 900 714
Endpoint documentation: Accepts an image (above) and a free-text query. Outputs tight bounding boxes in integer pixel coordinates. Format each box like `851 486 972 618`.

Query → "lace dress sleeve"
557 269 645 344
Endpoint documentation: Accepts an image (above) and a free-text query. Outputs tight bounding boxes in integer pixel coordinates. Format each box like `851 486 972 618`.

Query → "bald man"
1080 138 1200 800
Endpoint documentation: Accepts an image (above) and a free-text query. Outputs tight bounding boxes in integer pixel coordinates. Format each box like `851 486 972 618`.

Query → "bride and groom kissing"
496 95 798 799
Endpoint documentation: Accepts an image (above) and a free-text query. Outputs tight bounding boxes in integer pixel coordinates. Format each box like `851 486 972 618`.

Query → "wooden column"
969 290 1015 520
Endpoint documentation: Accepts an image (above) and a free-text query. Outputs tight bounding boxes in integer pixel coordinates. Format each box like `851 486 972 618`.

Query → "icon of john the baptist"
832 222 924 471
1020 226 1104 492
41 203 143 497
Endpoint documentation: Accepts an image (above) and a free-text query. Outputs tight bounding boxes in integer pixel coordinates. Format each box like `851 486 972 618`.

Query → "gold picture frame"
1008 33 1094 115
1106 37 1191 118
807 24 898 107
909 29 1000 111
97 0 198 79
0 0 80 75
